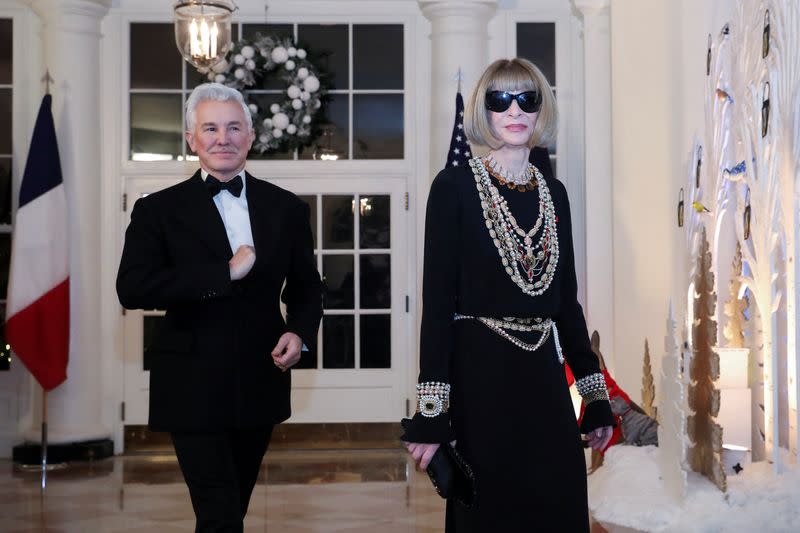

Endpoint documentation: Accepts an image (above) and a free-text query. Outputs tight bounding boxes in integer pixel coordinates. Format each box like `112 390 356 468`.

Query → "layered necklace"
484 153 537 191
469 155 559 297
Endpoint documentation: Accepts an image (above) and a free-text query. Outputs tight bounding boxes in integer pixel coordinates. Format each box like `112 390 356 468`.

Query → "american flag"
445 92 472 169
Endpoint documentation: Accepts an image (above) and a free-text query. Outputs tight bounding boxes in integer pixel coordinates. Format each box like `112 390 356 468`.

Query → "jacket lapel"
181 170 233 260
245 172 280 265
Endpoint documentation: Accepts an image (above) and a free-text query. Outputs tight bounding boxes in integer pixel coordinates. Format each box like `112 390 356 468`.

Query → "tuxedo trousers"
171 426 274 533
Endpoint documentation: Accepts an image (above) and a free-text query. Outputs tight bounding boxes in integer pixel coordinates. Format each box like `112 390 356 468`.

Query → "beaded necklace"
484 152 532 184
469 156 559 296
485 160 537 192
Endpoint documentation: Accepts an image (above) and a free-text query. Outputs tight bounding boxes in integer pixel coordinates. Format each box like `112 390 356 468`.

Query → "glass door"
121 175 409 425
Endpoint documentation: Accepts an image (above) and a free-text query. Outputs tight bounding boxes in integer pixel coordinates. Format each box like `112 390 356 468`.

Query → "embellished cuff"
416 381 451 417
399 381 455 443
575 372 609 405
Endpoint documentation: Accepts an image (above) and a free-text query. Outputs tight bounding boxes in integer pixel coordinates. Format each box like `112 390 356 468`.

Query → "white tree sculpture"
673 0 800 477
659 302 689 502
730 0 799 471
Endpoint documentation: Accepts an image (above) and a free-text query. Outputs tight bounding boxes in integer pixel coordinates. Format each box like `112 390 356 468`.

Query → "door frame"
120 174 411 426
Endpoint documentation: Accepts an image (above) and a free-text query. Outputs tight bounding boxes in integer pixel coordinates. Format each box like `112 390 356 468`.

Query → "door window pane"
361 315 390 368
0 89 10 154
323 255 354 309
187 65 211 89
0 19 11 85
242 24 293 90
298 24 349 90
353 24 403 90
130 22 405 162
300 94 349 160
131 23 182 89
353 94 403 159
360 255 390 309
322 195 354 249
0 158 11 224
359 195 390 249
130 93 183 160
517 23 556 85
248 93 294 160
323 315 354 368
142 315 165 372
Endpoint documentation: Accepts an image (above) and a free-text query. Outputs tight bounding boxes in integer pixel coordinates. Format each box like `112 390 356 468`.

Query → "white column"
573 0 615 373
25 0 111 443
418 0 498 183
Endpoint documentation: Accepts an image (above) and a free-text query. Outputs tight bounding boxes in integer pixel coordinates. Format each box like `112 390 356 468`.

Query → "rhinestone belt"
453 314 564 364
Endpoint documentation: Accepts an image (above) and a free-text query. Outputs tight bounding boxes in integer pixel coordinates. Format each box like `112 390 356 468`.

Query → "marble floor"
0 450 609 532
0 449 444 533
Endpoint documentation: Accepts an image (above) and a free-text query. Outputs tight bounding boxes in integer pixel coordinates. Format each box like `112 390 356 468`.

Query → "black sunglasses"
485 90 542 113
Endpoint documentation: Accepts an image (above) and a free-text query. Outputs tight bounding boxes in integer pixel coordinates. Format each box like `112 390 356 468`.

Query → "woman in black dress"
402 58 614 532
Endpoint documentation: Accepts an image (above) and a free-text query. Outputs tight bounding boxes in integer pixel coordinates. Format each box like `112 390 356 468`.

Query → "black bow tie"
206 174 243 198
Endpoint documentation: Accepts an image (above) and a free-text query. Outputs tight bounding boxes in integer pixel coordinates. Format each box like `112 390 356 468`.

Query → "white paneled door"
121 175 409 425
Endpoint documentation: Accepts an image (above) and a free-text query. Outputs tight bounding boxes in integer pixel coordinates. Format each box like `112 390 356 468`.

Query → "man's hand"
405 442 441 470
229 245 256 280
271 332 303 372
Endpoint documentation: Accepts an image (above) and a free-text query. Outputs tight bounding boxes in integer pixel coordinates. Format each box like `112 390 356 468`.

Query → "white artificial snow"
588 445 800 532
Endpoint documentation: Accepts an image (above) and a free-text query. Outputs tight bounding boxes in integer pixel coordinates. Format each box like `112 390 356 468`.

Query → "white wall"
609 0 677 398
608 0 739 400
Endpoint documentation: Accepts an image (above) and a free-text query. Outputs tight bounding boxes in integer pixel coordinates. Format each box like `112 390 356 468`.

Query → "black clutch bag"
402 419 476 508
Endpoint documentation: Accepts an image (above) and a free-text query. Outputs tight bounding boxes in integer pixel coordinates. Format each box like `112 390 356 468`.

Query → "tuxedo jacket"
116 170 323 432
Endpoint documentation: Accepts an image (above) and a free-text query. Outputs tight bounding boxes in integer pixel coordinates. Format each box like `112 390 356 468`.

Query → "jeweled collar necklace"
469 156 559 297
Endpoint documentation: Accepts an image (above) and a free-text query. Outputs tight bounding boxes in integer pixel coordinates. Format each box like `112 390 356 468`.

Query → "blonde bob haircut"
464 58 558 150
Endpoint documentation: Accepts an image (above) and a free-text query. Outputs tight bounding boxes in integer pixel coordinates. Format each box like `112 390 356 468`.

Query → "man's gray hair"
185 83 253 131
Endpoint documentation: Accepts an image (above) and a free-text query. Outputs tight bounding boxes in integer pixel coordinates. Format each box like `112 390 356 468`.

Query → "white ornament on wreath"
198 34 328 154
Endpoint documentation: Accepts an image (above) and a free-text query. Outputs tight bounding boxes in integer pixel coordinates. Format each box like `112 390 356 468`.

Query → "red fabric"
7 280 69 391
564 362 575 386
568 365 629 453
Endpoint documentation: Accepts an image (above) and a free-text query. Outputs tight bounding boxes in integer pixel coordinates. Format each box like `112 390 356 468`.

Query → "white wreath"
200 34 327 154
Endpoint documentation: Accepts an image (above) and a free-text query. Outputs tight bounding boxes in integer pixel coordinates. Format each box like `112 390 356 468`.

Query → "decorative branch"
723 242 747 348
642 339 657 419
687 227 727 492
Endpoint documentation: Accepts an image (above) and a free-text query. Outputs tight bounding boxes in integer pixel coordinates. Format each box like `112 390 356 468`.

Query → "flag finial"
41 70 53 95
455 67 463 93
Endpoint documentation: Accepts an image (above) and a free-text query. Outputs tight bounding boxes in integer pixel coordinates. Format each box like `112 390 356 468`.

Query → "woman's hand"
405 442 440 470
586 426 614 451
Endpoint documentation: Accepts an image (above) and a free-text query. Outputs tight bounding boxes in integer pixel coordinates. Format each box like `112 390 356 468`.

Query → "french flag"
5 94 69 391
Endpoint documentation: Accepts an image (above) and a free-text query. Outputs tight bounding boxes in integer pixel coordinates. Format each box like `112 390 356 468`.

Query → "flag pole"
41 387 48 491
39 67 52 492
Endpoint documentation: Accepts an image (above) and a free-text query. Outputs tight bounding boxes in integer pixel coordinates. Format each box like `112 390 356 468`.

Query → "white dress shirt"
201 169 254 254
202 169 308 351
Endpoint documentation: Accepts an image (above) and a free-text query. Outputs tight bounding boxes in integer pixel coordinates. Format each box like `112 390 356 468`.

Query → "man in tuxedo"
117 83 322 532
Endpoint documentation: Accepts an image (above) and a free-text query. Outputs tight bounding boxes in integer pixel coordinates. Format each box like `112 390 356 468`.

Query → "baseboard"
124 422 404 454
12 438 115 465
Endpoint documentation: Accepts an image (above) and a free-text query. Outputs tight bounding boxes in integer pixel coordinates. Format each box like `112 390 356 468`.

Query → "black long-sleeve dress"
402 159 614 532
